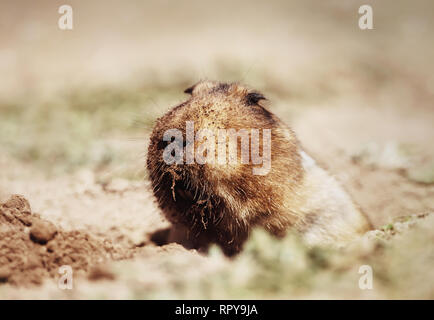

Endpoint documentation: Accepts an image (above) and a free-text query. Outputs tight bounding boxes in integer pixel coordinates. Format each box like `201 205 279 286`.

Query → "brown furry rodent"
147 80 372 255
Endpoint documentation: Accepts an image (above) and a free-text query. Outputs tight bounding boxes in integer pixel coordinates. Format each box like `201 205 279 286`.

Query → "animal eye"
246 92 266 105
184 85 195 94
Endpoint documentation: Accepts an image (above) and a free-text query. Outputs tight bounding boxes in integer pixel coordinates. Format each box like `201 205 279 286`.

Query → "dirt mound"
0 195 131 286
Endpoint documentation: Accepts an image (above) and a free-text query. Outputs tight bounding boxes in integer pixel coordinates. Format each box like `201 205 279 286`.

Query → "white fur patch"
301 151 316 170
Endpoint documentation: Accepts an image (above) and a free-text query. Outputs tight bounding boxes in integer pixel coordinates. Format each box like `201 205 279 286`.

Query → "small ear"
184 80 219 95
184 85 195 95
246 92 266 105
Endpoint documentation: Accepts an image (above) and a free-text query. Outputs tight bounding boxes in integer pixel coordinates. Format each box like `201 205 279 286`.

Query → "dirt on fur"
0 195 133 286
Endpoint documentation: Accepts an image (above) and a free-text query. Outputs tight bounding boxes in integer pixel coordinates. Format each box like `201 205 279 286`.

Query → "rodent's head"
148 80 281 181
184 80 266 101
165 80 279 136
147 81 302 239
183 80 269 117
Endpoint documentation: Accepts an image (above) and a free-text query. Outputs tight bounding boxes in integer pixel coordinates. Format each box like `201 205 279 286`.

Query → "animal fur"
147 80 372 255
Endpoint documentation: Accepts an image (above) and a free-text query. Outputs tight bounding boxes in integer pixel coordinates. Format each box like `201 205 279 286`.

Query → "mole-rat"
147 80 372 255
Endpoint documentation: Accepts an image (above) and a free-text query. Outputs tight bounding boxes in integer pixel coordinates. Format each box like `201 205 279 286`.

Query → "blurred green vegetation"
406 161 434 185
0 82 183 174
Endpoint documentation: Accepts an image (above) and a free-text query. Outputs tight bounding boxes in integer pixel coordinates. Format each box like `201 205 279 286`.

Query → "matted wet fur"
147 80 372 255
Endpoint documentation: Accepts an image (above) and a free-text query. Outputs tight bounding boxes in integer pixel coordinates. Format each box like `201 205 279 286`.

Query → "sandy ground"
1 101 433 299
